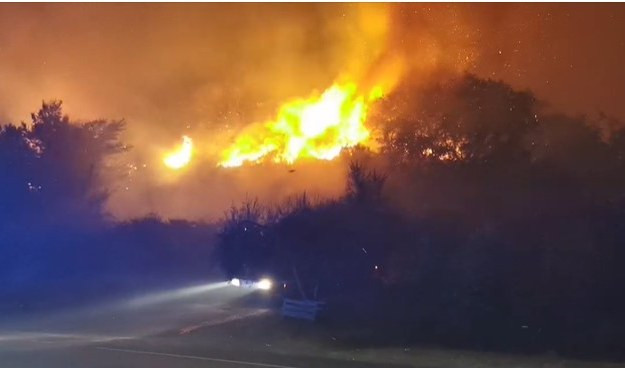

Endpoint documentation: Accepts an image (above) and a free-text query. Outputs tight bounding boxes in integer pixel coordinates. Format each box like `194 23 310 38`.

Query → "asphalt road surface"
0 282 409 368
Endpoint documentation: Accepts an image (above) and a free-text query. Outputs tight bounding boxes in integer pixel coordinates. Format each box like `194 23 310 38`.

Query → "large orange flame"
219 82 380 168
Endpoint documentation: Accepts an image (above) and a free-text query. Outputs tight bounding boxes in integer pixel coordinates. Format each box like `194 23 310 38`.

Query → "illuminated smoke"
2 4 621 220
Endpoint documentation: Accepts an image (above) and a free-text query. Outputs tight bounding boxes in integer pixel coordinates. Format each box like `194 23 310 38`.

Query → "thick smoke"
0 4 624 220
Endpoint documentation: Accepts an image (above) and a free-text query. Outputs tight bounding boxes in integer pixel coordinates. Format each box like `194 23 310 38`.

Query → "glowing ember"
163 135 193 169
219 82 378 168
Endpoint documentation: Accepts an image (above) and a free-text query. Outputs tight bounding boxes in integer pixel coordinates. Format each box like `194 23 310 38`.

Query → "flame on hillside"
219 82 385 168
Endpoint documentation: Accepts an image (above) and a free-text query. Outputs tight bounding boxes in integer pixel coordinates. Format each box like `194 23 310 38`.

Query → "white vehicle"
229 277 273 290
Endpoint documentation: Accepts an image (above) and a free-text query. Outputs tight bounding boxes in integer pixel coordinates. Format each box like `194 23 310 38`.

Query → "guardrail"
281 298 325 321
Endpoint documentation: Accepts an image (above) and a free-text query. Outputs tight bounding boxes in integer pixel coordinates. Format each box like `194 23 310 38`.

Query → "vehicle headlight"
230 278 241 287
257 278 272 290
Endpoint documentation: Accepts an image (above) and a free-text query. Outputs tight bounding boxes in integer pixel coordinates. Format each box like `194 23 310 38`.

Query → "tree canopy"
0 101 125 229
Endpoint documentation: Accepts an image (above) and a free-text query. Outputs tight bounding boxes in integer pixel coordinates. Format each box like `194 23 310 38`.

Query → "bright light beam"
124 281 228 308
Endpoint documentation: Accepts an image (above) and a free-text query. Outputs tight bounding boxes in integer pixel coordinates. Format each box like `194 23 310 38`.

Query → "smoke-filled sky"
1 3 624 221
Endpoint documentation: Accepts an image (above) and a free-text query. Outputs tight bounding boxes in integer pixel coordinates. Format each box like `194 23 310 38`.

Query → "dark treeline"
4 75 625 358
0 102 216 313
217 75 625 358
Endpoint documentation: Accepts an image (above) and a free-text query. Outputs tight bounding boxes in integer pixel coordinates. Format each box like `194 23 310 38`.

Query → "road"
0 281 409 368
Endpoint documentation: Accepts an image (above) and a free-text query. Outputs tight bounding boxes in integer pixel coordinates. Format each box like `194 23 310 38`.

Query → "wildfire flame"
163 135 193 169
219 82 379 168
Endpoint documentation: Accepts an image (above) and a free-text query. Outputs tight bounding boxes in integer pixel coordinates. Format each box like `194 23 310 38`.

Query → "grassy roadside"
154 310 624 368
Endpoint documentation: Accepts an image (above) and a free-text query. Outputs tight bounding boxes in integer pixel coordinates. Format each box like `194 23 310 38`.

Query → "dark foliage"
218 75 625 359
0 102 216 315
5 74 625 359
0 101 126 228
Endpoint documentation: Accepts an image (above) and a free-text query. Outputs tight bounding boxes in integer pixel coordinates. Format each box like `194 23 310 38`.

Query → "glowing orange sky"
0 3 624 220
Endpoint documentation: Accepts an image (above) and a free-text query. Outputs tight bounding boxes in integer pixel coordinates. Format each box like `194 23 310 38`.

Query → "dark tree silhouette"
0 101 125 229
345 161 386 204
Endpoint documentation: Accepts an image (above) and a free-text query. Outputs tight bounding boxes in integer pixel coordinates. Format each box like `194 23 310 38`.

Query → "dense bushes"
217 75 625 358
